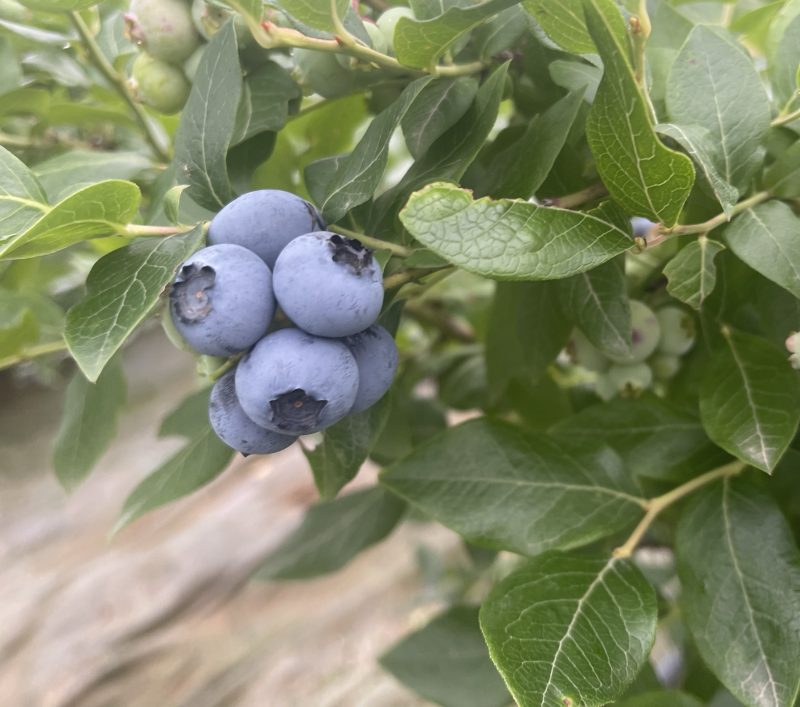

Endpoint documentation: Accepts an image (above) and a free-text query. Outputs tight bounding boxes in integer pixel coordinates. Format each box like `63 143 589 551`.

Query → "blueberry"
273 232 384 338
596 362 653 400
126 0 200 65
376 6 415 55
650 353 681 380
209 371 296 455
207 190 325 269
567 328 610 373
656 306 695 356
169 244 276 357
631 216 656 241
342 324 398 414
235 327 359 434
607 300 661 364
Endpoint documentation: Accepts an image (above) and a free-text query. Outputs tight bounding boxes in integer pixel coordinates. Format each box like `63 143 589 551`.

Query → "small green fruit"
656 305 695 356
650 353 681 380
376 6 414 55
293 48 357 98
126 0 200 64
608 300 661 364
131 53 191 115
567 328 610 373
191 0 251 45
596 362 653 400
365 21 388 55
184 44 206 83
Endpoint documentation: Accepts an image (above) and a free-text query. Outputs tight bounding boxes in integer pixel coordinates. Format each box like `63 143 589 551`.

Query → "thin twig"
0 339 69 371
540 183 608 209
383 265 452 290
772 105 800 128
403 300 475 342
328 225 412 257
69 11 171 162
123 224 188 237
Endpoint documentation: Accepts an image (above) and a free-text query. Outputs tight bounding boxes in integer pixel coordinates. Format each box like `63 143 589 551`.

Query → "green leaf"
369 63 508 238
729 1 783 55
584 0 694 226
255 486 406 580
700 330 800 472
31 150 151 202
663 236 726 310
401 76 478 161
18 0 96 9
394 0 522 69
159 386 214 439
655 123 739 218
174 21 242 213
551 393 732 482
400 182 632 280
549 60 602 102
724 201 800 299
402 248 449 268
475 4 527 61
764 139 800 198
616 692 704 707
770 12 800 110
320 77 431 224
0 291 63 346
380 418 644 556
666 26 770 194
559 257 630 359
304 394 391 500
0 144 49 236
231 60 301 145
115 426 234 533
163 186 189 226
304 153 350 207
227 131 277 195
480 553 657 707
0 306 37 358
279 0 350 33
523 0 618 54
486 281 571 398
488 88 586 199
380 606 511 707
0 36 22 97
676 477 800 707
0 180 140 261
65 226 204 382
52 353 127 492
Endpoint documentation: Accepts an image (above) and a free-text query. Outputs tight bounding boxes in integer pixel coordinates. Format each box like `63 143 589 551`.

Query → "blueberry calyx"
328 234 373 275
270 388 327 431
170 263 216 324
305 200 324 231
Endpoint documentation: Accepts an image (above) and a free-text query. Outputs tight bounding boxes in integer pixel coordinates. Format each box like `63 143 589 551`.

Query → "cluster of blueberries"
169 190 399 456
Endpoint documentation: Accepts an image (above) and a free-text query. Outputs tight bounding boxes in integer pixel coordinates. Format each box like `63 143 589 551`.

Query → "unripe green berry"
606 300 661 365
131 53 191 115
365 21 388 54
596 362 653 400
567 328 610 373
650 353 681 380
376 6 414 55
191 0 251 45
656 305 695 356
126 0 200 64
293 48 357 98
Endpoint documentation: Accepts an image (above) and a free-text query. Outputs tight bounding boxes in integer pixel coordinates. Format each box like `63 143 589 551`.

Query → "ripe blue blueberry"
631 216 656 241
169 244 276 357
342 324 398 414
273 233 384 338
207 190 325 269
209 371 296 455
235 327 359 434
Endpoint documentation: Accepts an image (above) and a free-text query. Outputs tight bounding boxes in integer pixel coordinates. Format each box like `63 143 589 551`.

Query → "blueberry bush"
2 0 800 705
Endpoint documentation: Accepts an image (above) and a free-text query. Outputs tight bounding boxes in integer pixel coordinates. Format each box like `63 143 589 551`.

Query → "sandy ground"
0 329 464 707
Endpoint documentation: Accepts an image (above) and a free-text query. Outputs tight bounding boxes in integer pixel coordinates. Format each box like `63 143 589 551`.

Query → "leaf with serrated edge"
65 226 204 382
666 26 770 193
0 144 49 237
402 77 478 161
394 0 522 69
724 201 800 299
489 88 586 199
656 123 739 218
699 330 800 472
304 394 391 500
321 77 430 224
551 393 732 482
480 552 657 707
256 486 405 580
0 180 140 260
380 418 644 556
380 606 511 707
677 477 800 707
400 182 632 280
664 236 725 310
52 353 127 492
559 257 631 358
174 21 241 213
584 0 694 226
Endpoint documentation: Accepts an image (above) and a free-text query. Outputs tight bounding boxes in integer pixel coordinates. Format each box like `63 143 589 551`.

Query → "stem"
327 225 412 257
613 460 745 558
772 105 800 127
540 183 608 209
69 12 171 163
330 0 355 46
207 352 245 382
630 17 657 124
651 191 771 244
0 339 69 371
403 300 475 342
123 224 187 237
383 265 452 290
437 61 486 77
